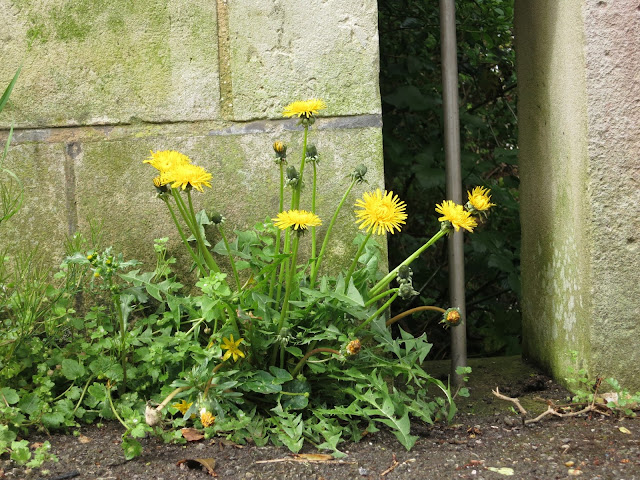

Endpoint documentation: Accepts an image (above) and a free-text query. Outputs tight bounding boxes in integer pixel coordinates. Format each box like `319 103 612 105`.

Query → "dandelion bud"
273 141 287 164
210 212 225 225
350 164 368 184
397 265 412 283
440 307 462 328
346 339 361 356
285 165 299 187
398 282 418 300
305 144 318 162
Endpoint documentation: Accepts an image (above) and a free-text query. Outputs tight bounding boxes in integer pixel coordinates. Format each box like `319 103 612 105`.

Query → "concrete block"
0 0 220 128
224 0 381 120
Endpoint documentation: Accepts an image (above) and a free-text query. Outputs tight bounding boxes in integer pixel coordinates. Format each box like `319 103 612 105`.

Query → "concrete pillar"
515 0 640 389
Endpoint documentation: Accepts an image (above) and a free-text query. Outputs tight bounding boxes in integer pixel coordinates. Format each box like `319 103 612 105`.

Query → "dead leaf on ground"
486 466 515 476
176 457 217 477
181 428 205 442
29 442 44 450
618 426 632 434
78 435 92 444
209 438 244 449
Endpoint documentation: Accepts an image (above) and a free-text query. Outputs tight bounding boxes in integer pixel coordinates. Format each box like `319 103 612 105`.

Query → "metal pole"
439 0 467 386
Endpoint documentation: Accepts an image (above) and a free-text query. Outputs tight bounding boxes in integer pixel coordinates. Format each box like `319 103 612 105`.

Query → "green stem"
219 225 241 291
73 375 95 415
292 126 309 209
369 228 447 298
162 196 207 277
310 176 359 287
115 293 127 393
171 188 197 233
364 288 399 308
291 347 340 378
353 292 398 334
106 383 129 431
186 189 221 274
268 163 286 299
311 162 318 268
271 233 301 365
344 230 373 291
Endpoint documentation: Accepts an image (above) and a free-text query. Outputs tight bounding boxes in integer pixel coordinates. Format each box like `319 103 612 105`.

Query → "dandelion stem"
162 197 207 277
369 228 447 298
364 288 399 308
271 233 301 365
386 305 446 327
344 230 373 291
186 189 221 274
292 125 309 209
219 225 240 291
310 176 358 287
291 347 340 378
268 163 286 299
354 292 398 334
311 161 318 270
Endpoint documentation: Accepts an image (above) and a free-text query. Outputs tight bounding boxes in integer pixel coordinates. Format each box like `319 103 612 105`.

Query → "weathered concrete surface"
515 0 640 389
0 0 384 274
0 0 221 127
224 0 381 121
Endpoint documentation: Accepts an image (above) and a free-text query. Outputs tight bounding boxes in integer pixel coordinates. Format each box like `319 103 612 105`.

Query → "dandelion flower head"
467 186 496 212
272 209 322 231
283 99 327 119
144 150 191 173
435 200 477 233
354 188 407 235
164 163 213 192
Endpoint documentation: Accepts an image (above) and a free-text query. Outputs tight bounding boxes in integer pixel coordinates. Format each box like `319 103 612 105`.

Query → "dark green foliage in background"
379 0 520 356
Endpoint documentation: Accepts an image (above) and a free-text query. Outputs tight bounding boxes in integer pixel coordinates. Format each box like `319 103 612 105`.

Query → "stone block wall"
0 0 384 273
515 0 640 389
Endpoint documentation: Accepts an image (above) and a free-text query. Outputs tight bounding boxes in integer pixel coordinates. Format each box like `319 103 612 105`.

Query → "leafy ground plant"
139 99 495 456
0 99 495 464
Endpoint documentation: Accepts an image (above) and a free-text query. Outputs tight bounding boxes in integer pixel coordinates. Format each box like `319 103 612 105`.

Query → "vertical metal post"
439 0 467 386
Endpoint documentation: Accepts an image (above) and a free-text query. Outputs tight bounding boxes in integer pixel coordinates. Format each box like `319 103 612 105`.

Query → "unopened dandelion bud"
210 212 225 225
397 265 412 283
346 339 361 356
305 144 318 162
285 165 300 186
398 282 418 300
350 164 368 184
273 141 287 163
153 176 169 194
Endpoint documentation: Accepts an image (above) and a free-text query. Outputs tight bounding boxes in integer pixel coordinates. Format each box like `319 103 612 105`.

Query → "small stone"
358 466 369 475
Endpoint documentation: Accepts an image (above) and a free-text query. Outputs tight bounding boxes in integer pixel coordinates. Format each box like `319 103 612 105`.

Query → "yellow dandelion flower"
200 408 216 427
221 334 245 362
272 210 322 231
165 163 213 192
172 399 193 415
435 200 477 233
467 186 496 213
144 150 191 173
282 99 327 119
354 189 407 235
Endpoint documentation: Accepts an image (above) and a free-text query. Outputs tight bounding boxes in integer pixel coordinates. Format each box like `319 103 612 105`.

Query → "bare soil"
5 357 640 480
